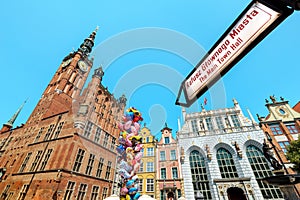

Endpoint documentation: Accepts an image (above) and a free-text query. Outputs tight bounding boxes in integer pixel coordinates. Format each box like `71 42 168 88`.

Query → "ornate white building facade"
178 99 284 200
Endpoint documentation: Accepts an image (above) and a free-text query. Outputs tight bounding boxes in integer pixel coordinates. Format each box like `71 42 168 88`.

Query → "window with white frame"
160 151 166 161
164 137 170 144
138 179 143 192
146 162 154 172
161 168 166 179
147 147 154 156
278 141 290 154
146 179 154 192
172 167 178 179
191 119 198 132
216 116 225 131
285 123 299 134
230 114 240 127
205 117 213 131
170 150 177 160
139 162 143 172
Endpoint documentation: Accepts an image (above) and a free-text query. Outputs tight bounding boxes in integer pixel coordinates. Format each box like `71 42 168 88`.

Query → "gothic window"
63 181 75 200
94 127 101 143
73 149 85 172
170 150 177 160
246 145 283 199
1 184 10 199
44 124 55 141
96 157 104 178
161 168 166 179
91 186 99 200
34 127 44 143
160 151 166 161
191 119 199 132
30 150 43 172
85 153 95 175
216 148 238 178
269 124 283 135
19 152 32 173
53 121 64 139
77 183 87 200
205 117 213 131
189 150 212 200
6 192 14 200
111 138 116 151
103 132 109 147
17 184 29 200
105 161 112 179
230 114 240 127
102 187 108 199
84 121 93 138
40 149 53 170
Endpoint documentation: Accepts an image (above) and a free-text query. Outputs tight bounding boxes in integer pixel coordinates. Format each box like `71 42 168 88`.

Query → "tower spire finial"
4 99 27 128
78 27 99 56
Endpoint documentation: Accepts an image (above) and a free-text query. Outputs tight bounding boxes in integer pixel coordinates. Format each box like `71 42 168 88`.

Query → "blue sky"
1 0 299 137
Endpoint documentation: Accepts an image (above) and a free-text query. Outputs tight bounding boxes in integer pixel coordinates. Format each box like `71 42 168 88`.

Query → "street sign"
176 0 295 107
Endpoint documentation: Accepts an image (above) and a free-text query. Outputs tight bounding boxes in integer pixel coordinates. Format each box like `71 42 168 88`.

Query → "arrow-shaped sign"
176 0 295 107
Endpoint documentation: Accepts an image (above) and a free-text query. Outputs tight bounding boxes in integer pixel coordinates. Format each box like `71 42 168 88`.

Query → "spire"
181 106 186 122
246 108 256 124
78 26 99 56
177 117 181 131
4 99 27 128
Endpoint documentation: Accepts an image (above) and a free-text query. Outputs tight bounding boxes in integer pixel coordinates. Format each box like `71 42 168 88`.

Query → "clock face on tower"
78 60 88 72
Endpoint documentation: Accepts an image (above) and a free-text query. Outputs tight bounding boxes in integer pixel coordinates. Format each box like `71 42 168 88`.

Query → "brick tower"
0 28 126 200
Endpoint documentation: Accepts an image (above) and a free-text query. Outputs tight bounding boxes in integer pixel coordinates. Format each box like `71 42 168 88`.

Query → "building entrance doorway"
167 191 174 200
227 187 247 200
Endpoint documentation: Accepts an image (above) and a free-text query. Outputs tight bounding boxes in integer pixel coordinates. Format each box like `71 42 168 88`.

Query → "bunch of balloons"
117 107 144 200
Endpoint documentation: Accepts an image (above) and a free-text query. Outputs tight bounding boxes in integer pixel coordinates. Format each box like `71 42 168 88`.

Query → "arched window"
216 148 238 178
246 145 283 199
189 150 212 200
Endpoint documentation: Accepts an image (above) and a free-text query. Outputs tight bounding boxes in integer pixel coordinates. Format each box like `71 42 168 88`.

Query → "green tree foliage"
286 137 300 173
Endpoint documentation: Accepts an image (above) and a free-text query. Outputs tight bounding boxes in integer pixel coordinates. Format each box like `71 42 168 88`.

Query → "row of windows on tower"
83 121 116 151
188 145 283 200
73 148 112 179
19 149 53 173
190 114 241 133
